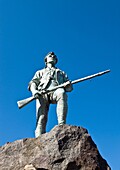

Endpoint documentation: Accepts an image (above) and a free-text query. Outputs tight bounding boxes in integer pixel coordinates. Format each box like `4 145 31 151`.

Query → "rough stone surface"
0 125 111 170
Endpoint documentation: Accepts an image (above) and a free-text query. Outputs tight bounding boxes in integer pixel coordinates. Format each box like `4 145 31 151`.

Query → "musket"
17 69 110 109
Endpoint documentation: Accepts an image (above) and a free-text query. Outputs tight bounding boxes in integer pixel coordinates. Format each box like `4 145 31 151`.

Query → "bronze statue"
17 52 110 138
28 52 73 137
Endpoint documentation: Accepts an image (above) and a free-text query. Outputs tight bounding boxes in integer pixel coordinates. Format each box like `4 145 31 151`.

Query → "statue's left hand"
64 81 73 92
64 81 71 87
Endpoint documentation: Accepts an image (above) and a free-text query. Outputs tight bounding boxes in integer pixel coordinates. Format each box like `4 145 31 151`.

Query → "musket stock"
17 69 110 109
17 96 35 109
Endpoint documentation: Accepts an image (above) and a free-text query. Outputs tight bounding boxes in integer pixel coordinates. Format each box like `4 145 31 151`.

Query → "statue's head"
44 52 58 66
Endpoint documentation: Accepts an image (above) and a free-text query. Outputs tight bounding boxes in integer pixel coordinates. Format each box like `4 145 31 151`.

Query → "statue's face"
46 54 56 65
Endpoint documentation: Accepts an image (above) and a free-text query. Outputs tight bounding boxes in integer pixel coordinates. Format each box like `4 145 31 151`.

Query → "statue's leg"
35 96 49 137
53 88 68 125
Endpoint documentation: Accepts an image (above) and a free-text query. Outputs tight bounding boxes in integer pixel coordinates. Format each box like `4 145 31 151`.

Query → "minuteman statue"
28 52 73 137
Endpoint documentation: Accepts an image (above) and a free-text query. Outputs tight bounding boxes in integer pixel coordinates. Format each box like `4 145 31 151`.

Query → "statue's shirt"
28 67 69 91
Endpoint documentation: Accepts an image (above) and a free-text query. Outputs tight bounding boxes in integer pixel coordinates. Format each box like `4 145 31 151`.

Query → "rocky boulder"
0 125 111 170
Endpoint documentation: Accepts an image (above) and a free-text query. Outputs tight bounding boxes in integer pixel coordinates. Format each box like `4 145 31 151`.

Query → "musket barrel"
71 69 110 84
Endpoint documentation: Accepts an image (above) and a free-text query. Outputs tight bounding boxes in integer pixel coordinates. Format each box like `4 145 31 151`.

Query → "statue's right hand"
32 90 40 99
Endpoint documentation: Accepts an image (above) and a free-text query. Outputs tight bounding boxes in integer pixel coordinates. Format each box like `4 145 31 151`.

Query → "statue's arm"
28 70 42 95
61 70 73 92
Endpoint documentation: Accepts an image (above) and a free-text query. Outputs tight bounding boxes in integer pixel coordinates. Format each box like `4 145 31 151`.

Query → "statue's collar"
45 66 56 71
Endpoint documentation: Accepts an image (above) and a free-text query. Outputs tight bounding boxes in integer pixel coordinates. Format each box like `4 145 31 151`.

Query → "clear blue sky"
0 0 120 169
